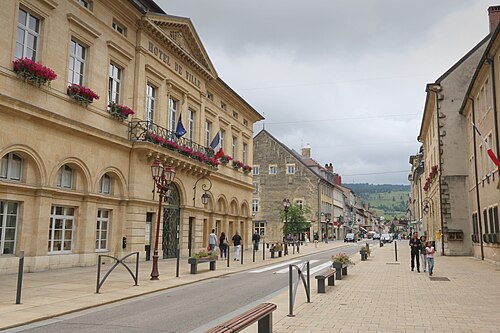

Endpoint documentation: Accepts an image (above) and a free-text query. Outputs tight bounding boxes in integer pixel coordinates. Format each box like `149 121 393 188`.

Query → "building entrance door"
163 184 180 259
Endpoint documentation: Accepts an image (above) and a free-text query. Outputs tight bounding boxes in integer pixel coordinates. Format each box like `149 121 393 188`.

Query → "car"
344 233 356 242
381 233 393 243
372 233 381 240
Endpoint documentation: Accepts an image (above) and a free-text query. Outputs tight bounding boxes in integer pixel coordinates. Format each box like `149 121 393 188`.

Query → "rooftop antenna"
262 112 265 130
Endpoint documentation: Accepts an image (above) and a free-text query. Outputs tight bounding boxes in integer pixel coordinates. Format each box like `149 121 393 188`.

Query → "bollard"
227 244 230 267
263 242 266 260
292 242 295 254
241 243 244 264
16 251 24 304
176 248 180 278
253 248 255 262
395 241 398 262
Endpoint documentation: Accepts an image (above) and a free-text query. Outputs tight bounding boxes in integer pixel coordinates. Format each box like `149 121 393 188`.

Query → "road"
10 241 374 333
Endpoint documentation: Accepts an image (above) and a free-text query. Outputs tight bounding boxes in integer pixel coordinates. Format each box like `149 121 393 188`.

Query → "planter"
270 250 275 259
332 261 347 280
360 252 368 261
188 256 217 274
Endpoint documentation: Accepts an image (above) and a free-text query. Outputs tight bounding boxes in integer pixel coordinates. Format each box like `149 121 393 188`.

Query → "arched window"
57 165 73 188
0 153 23 181
99 174 112 194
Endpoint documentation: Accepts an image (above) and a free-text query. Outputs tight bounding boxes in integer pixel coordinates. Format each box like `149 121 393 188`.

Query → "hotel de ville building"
0 0 263 274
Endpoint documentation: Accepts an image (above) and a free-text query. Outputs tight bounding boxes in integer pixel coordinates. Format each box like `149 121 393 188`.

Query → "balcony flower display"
163 139 180 151
12 57 57 86
179 146 195 158
220 155 233 165
423 164 439 192
194 151 208 163
232 160 244 169
242 164 252 174
108 101 135 120
206 157 220 168
145 132 165 144
67 83 99 106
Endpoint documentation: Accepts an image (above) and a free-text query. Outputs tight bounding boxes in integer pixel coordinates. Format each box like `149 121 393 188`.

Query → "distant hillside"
343 183 409 219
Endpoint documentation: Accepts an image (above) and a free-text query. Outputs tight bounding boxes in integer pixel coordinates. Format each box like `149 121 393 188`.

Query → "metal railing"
288 261 311 317
96 252 139 293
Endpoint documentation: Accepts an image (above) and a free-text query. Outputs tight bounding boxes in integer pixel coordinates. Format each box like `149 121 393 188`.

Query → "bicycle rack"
96 252 139 294
288 261 311 317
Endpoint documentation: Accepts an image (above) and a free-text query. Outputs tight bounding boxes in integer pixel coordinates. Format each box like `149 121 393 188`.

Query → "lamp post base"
150 251 160 280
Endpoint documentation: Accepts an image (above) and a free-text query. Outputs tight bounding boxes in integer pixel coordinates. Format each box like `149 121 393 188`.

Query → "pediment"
145 14 217 78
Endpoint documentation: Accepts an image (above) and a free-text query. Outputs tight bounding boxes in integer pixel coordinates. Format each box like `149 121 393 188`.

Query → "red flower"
13 58 57 84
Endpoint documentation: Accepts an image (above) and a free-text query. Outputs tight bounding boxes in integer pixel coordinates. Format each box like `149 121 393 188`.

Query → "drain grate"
429 276 450 281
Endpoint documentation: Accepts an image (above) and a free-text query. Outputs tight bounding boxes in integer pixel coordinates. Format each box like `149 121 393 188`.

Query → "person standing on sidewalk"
419 235 427 272
232 231 242 261
208 229 217 253
409 232 421 272
252 231 261 251
426 241 436 276
219 232 228 259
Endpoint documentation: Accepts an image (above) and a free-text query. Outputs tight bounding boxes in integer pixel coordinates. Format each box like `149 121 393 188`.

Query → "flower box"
179 146 195 158
13 58 57 86
194 151 208 163
242 164 252 174
232 160 244 169
220 155 233 165
163 140 180 151
108 101 135 120
206 157 220 168
67 84 99 106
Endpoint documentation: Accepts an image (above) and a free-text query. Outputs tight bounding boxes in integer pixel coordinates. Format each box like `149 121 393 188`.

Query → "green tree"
279 203 311 237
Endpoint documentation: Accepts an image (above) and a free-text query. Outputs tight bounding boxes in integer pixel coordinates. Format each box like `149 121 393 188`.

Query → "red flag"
472 122 500 168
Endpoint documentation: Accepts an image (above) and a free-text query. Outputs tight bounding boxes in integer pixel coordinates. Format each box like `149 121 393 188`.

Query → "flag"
472 122 500 168
174 113 186 138
210 132 225 159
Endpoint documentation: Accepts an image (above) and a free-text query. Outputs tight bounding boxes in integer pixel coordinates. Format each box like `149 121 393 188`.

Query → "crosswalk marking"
249 260 301 273
274 260 320 274
309 262 334 275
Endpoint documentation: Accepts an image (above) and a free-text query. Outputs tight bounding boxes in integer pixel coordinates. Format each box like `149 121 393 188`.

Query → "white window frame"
76 0 92 9
286 163 296 175
112 20 126 36
48 206 75 253
252 199 259 213
254 222 265 237
0 201 19 255
269 164 277 175
252 165 260 175
1 153 23 181
145 83 156 125
108 63 122 104
57 165 73 189
99 174 111 194
232 136 237 158
296 200 303 209
16 8 40 61
96 209 110 251
220 129 225 151
187 109 195 142
252 181 259 194
205 121 212 147
169 97 178 134
242 143 248 164
68 39 86 85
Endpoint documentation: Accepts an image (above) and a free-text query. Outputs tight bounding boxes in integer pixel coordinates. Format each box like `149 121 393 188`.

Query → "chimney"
325 163 333 172
333 174 342 186
489 6 500 33
301 143 311 158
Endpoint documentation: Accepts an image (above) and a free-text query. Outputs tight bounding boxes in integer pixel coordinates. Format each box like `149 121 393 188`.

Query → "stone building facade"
0 0 262 274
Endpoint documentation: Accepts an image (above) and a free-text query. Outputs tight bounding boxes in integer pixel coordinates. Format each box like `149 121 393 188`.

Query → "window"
254 222 265 237
145 83 156 125
0 201 18 255
243 119 248 126
16 8 40 60
112 20 126 36
1 153 22 181
252 181 259 194
220 101 226 110
252 199 259 213
296 200 303 209
48 206 75 253
484 209 489 234
99 174 111 194
68 39 86 85
57 165 73 189
169 98 178 134
494 206 499 234
232 111 238 119
489 207 494 235
232 136 237 158
252 166 260 175
286 164 296 174
220 129 226 151
76 0 91 9
205 121 212 147
108 63 122 104
269 164 277 175
207 91 213 101
96 209 109 251
187 109 195 141
242 143 248 164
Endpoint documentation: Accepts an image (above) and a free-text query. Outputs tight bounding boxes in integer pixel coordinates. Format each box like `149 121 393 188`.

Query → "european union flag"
175 113 186 138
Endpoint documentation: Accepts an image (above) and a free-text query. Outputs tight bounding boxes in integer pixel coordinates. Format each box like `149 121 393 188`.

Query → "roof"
129 0 166 14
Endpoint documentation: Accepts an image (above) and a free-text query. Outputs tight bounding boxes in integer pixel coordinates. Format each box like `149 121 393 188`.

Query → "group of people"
409 232 436 276
208 230 261 261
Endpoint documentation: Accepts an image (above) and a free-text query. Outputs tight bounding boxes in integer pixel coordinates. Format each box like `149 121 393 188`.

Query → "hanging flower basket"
220 155 233 165
232 160 244 169
13 57 57 86
108 101 135 120
67 84 99 106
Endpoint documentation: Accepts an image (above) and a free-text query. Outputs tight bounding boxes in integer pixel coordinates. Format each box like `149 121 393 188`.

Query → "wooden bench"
205 303 277 333
315 268 336 293
188 257 217 274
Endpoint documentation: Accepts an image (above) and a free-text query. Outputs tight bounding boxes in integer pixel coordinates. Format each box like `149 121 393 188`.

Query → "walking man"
232 231 242 261
208 229 217 253
409 232 421 272
252 231 261 251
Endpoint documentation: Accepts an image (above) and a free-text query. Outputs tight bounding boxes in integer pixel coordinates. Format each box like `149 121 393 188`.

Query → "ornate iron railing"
128 120 215 159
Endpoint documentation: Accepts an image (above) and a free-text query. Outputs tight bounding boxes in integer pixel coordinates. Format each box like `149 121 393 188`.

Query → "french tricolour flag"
472 122 500 168
210 132 225 159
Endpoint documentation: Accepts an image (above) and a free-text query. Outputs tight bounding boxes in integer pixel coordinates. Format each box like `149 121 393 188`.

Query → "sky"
158 0 497 184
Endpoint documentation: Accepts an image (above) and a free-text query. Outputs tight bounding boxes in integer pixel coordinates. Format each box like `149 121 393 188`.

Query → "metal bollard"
227 244 230 267
253 248 255 262
241 243 244 264
395 241 398 262
16 251 24 304
263 242 266 260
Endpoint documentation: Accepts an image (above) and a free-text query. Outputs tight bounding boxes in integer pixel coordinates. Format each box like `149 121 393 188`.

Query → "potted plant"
242 164 252 174
270 243 283 258
206 157 220 168
359 245 370 261
163 140 180 151
331 252 354 278
232 160 244 170
67 83 99 106
13 57 57 86
108 101 135 120
220 155 233 165
179 146 194 158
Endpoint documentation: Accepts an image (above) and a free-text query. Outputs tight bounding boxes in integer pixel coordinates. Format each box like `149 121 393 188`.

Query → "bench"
188 257 217 274
205 302 277 333
315 268 336 293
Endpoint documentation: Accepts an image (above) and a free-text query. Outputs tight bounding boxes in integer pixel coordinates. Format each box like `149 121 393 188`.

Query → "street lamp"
150 160 176 280
193 176 212 206
282 198 290 255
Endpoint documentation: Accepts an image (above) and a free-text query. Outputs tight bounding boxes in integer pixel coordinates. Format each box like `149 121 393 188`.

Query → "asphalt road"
10 241 374 333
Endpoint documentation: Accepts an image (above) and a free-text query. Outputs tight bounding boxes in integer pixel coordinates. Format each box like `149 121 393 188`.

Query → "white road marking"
309 261 334 275
274 260 320 274
249 259 301 273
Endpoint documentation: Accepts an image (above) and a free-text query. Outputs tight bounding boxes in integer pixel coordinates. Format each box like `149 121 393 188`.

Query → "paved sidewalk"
0 241 341 331
266 241 500 333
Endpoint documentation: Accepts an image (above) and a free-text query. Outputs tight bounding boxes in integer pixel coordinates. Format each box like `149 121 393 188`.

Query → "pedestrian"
232 231 242 261
208 229 217 253
425 241 436 276
252 231 261 251
419 235 427 272
409 232 421 272
219 232 228 259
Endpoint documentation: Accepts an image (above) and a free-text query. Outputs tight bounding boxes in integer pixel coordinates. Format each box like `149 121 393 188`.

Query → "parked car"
344 233 356 242
372 233 381 240
381 233 393 243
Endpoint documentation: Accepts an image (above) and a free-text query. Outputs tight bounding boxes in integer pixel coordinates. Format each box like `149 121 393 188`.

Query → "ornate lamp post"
193 176 212 206
150 160 176 280
282 198 290 255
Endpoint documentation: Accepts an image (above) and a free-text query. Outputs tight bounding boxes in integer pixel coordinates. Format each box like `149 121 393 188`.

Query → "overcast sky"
158 0 496 184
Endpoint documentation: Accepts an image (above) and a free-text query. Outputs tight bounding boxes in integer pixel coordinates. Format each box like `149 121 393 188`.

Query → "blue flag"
175 113 186 138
